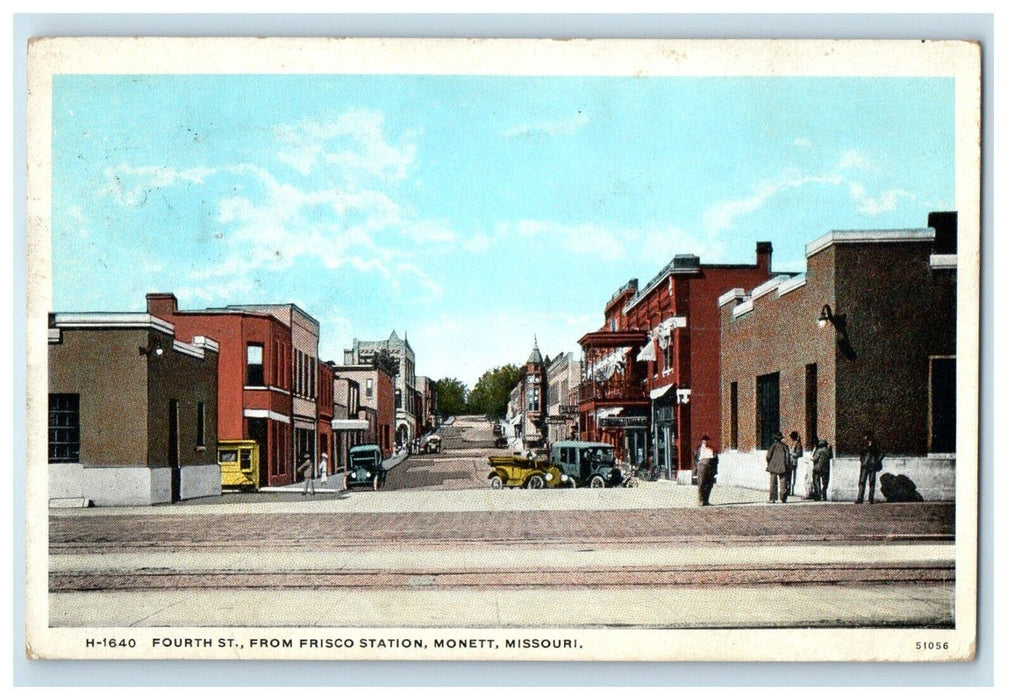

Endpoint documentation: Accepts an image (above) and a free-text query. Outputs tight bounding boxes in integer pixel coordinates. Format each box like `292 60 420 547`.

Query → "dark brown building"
48 312 220 505
717 214 957 500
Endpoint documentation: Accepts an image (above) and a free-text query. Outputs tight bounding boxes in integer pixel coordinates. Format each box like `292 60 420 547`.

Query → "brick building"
545 351 581 445
48 312 220 505
578 243 772 476
228 303 321 471
717 214 957 500
332 364 396 458
147 294 297 486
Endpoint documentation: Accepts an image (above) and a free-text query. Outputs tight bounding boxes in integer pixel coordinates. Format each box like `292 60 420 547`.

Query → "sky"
51 74 955 386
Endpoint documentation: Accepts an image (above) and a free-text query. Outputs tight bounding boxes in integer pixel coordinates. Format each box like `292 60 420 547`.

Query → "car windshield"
351 453 378 466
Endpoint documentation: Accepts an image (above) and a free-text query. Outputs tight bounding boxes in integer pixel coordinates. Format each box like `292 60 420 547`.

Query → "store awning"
332 419 370 431
595 407 624 419
649 384 674 400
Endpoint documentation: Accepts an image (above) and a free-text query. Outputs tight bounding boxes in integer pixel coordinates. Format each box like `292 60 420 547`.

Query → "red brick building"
146 293 296 486
578 243 772 477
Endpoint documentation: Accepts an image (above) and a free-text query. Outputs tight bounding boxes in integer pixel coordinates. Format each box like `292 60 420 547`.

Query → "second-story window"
395 389 402 410
366 378 373 398
247 343 265 386
663 340 673 373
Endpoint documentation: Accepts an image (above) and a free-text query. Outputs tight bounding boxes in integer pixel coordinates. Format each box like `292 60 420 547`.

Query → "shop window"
48 393 80 463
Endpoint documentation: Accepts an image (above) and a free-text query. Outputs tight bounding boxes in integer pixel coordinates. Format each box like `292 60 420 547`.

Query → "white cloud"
850 185 916 216
702 173 844 235
793 138 813 149
837 149 878 172
101 163 216 206
276 109 417 182
502 113 589 138
509 219 627 261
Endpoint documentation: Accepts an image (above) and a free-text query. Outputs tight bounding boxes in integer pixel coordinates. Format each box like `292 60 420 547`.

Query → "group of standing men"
765 431 882 504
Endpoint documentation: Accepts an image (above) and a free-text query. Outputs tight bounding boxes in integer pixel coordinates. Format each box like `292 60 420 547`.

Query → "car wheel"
567 477 578 489
590 475 606 488
490 475 503 490
526 474 545 489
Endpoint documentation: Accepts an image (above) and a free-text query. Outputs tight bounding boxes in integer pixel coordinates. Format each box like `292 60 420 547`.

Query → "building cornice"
805 228 935 258
52 313 175 335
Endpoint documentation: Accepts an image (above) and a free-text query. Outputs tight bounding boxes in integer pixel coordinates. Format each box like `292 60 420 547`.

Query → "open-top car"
550 441 624 488
487 454 570 489
344 444 386 490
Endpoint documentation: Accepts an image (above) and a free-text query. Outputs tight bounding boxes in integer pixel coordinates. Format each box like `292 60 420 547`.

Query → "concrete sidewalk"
259 450 410 495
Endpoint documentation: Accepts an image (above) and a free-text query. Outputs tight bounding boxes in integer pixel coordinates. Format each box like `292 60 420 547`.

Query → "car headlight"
366 471 372 478
560 474 568 482
546 473 553 481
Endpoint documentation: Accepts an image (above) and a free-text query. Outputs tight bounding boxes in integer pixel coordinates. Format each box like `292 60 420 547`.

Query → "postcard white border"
24 36 982 663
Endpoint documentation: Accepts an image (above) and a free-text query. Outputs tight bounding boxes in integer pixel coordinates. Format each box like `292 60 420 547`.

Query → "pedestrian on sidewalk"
298 452 315 496
856 433 883 504
693 435 718 506
811 439 833 501
318 452 329 490
788 431 804 495
765 432 791 503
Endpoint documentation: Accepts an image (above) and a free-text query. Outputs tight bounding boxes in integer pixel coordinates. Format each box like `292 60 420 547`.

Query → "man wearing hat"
765 432 791 503
298 452 315 496
811 439 833 501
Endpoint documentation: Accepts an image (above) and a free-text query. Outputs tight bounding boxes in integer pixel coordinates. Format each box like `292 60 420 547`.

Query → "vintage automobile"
550 440 625 488
344 444 386 490
218 440 260 490
487 454 570 489
422 434 443 454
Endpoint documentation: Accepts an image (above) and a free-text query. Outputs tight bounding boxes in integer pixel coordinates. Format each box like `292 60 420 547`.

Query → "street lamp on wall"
139 340 164 357
816 303 857 360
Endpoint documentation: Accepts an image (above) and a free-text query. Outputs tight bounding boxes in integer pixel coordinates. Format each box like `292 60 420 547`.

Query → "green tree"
434 377 469 417
467 364 524 419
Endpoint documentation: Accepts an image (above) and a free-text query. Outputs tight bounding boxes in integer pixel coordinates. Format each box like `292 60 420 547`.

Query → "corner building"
717 213 957 500
578 243 772 477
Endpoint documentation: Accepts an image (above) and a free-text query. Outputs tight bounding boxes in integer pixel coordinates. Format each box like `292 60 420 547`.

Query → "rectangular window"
48 393 80 463
730 382 739 449
196 402 206 447
526 385 539 412
663 341 673 372
756 372 780 450
246 343 265 386
395 389 402 410
366 378 374 398
805 363 818 449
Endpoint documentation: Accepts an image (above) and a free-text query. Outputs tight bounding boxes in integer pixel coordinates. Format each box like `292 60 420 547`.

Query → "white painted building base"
715 450 955 502
49 463 221 506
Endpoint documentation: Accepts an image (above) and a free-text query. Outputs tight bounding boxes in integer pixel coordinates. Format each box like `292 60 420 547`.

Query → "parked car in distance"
487 454 570 489
345 444 386 490
550 441 624 488
423 434 442 454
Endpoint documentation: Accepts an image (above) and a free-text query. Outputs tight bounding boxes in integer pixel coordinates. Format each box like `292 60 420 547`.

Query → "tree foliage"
467 364 524 419
434 377 469 417
371 349 400 378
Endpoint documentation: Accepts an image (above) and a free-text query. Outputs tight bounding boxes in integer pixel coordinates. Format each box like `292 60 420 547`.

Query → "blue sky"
51 74 955 385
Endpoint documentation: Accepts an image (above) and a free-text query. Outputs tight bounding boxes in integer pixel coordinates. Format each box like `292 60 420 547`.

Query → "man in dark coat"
693 435 718 506
765 432 791 503
856 433 883 504
811 439 833 501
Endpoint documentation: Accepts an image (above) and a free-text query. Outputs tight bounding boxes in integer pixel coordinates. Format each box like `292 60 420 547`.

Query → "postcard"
25 37 981 661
